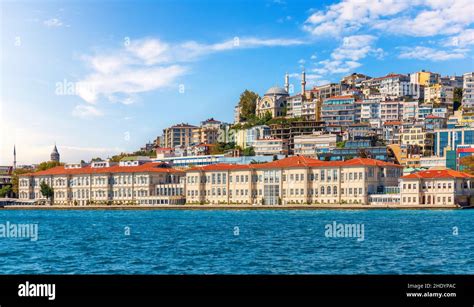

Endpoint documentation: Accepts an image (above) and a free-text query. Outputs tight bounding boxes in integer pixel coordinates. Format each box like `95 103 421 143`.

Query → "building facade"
400 169 473 206
185 156 402 205
18 161 185 206
163 123 197 148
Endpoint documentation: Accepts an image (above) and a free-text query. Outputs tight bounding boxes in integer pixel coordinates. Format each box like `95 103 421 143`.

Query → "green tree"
453 88 463 111
242 147 255 156
0 185 12 197
336 141 346 148
460 156 474 174
238 90 260 121
40 181 54 203
36 161 63 171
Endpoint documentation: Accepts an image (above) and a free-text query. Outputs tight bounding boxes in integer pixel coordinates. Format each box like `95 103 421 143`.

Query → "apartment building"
424 84 454 110
18 160 185 206
293 132 341 157
253 137 288 156
163 123 197 148
321 95 356 126
400 169 473 206
462 72 474 113
380 100 403 122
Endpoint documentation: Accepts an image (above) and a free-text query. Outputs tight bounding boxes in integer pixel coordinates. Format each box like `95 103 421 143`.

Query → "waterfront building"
293 132 340 157
18 160 185 206
400 169 473 206
185 156 402 205
253 137 288 156
163 123 197 148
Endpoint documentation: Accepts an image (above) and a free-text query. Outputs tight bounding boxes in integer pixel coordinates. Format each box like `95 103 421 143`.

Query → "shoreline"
0 204 463 210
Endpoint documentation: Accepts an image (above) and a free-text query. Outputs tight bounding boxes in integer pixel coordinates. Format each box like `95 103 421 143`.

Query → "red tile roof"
21 162 183 177
383 121 402 126
401 169 473 180
187 156 402 172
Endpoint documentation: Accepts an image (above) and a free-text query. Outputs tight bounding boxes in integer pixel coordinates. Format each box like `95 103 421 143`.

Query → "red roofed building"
18 161 185 206
400 169 474 206
185 156 402 205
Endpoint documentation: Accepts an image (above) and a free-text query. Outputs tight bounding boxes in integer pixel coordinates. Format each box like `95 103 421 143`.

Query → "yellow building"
185 156 402 205
400 169 474 206
400 127 434 167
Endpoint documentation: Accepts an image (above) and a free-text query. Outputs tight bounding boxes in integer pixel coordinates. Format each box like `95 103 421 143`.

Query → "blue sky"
1 0 473 164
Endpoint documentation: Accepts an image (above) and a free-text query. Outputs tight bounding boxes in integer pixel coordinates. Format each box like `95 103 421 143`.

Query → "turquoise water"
0 209 473 274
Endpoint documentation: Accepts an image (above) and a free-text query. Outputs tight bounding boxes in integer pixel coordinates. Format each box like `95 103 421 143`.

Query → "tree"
453 88 463 111
238 90 260 121
91 157 103 162
40 181 54 203
336 141 346 148
460 156 474 175
242 147 255 156
358 148 370 159
36 161 63 171
0 185 12 198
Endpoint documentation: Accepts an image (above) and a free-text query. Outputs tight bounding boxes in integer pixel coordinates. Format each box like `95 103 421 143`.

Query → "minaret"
301 69 306 97
284 73 289 93
13 145 16 170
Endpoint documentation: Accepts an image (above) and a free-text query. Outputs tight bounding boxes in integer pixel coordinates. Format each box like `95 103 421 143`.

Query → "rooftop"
21 162 183 177
401 169 473 179
187 156 402 172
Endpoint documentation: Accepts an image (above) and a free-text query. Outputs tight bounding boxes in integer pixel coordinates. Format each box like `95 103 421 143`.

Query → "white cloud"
310 35 380 76
43 18 63 27
72 105 103 118
304 0 474 38
444 28 474 47
398 46 466 61
77 36 305 105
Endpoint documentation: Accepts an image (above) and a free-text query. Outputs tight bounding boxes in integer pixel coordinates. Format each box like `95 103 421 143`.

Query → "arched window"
321 186 325 195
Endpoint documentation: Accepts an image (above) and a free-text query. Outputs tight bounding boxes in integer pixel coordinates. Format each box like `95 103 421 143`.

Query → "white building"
254 137 288 156
462 72 474 112
293 132 340 157
18 161 185 206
